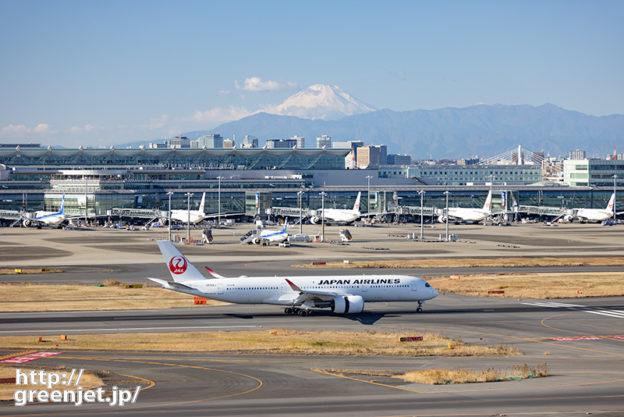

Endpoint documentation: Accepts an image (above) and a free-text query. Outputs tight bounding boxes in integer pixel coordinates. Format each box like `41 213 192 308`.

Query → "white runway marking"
522 301 624 319
0 325 259 334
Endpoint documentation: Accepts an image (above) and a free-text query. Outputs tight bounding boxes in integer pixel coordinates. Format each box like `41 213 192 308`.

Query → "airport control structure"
0 145 622 224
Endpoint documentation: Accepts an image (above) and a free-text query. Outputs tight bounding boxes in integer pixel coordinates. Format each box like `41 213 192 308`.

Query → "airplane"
148 240 438 316
21 195 66 228
240 220 289 245
164 192 207 225
437 190 494 224
310 192 362 225
572 193 622 223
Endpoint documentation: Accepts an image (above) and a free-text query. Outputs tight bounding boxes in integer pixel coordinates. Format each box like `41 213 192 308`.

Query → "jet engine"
22 219 31 227
252 237 261 245
331 295 364 314
310 216 320 224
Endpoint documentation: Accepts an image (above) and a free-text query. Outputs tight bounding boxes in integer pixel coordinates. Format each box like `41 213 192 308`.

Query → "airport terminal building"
0 145 621 221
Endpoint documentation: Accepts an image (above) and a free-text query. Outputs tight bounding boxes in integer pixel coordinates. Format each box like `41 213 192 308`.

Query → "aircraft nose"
431 288 439 298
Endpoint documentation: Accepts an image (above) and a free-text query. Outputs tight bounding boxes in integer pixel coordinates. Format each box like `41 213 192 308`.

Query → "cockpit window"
425 283 431 287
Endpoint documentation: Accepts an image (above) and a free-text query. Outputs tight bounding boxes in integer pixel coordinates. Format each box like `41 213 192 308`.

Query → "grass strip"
0 282 227 312
294 257 624 269
0 330 520 357
320 363 548 385
427 271 624 298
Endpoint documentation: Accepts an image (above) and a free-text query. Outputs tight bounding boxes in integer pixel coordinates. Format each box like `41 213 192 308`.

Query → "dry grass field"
296 257 624 269
0 330 520 357
0 282 227 312
0 268 63 275
427 272 624 298
319 363 549 385
0 366 104 401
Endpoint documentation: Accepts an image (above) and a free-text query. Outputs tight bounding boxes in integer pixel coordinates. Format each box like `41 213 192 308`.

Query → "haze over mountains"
186 84 624 159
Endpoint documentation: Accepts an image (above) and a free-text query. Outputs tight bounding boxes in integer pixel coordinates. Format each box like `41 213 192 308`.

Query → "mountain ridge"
201 103 624 158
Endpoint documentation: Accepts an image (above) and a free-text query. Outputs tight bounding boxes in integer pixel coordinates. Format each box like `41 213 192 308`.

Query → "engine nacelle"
332 295 364 314
22 219 32 227
437 215 446 223
310 216 320 224
252 237 261 244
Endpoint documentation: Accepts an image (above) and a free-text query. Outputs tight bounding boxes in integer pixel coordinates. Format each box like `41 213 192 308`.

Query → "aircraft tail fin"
198 192 206 214
353 192 361 212
282 218 288 233
607 193 615 212
59 195 65 215
483 190 492 212
156 240 209 283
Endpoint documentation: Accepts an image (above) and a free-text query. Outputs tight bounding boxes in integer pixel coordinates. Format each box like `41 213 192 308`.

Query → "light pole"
297 189 304 234
444 190 449 242
167 191 173 241
419 189 425 241
185 192 193 243
320 191 326 243
614 174 618 222
366 175 372 214
217 176 223 228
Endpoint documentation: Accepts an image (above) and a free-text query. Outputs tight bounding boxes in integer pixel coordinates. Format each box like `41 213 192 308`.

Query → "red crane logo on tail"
169 256 187 274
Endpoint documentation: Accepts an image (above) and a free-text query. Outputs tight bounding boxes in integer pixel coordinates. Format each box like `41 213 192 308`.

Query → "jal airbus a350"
149 240 438 315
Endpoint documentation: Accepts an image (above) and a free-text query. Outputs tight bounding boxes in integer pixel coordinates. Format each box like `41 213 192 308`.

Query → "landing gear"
284 307 311 316
416 301 423 313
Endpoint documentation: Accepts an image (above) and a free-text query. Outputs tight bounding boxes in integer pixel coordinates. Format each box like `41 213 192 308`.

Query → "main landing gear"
284 307 312 316
416 301 423 313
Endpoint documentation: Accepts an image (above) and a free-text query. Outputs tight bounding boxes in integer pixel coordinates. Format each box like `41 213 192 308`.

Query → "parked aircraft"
437 190 494 223
165 192 207 224
240 220 290 245
149 240 438 315
21 195 66 228
310 192 361 224
572 193 621 223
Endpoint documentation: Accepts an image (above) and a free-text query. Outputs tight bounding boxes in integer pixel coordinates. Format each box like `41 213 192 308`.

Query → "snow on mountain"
262 84 375 120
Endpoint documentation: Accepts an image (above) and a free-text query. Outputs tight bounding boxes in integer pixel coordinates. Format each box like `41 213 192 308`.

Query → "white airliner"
310 192 362 224
438 190 494 223
23 195 66 228
166 192 207 224
149 240 438 315
573 193 620 223
242 221 290 245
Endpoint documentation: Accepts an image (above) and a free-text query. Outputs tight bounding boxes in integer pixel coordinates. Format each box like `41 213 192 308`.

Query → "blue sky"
0 0 622 147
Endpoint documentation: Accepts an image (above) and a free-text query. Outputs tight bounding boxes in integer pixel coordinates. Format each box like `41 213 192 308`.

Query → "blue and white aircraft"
23 195 66 228
246 220 290 245
149 240 439 316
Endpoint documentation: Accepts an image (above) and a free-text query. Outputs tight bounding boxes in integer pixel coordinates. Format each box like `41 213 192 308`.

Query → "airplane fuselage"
168 275 437 305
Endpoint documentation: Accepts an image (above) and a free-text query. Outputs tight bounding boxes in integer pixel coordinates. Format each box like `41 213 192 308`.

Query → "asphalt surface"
1 224 624 416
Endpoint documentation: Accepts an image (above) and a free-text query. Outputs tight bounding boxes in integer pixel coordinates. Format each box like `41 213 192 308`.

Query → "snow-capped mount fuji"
263 84 375 120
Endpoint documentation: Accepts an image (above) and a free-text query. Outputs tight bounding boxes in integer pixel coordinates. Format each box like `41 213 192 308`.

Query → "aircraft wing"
202 212 245 219
285 278 339 303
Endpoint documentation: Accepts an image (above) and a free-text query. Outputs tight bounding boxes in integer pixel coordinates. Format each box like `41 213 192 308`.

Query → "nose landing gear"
416 301 423 313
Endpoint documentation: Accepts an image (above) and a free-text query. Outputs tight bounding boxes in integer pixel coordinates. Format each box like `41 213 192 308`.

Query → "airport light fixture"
217 176 223 228
320 191 326 242
297 189 304 234
167 191 173 241
419 189 425 241
366 175 373 213
614 175 618 222
444 190 449 242
185 192 193 243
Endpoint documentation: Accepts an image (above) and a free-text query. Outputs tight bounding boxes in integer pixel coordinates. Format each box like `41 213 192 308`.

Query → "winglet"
204 266 225 279
285 278 302 292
